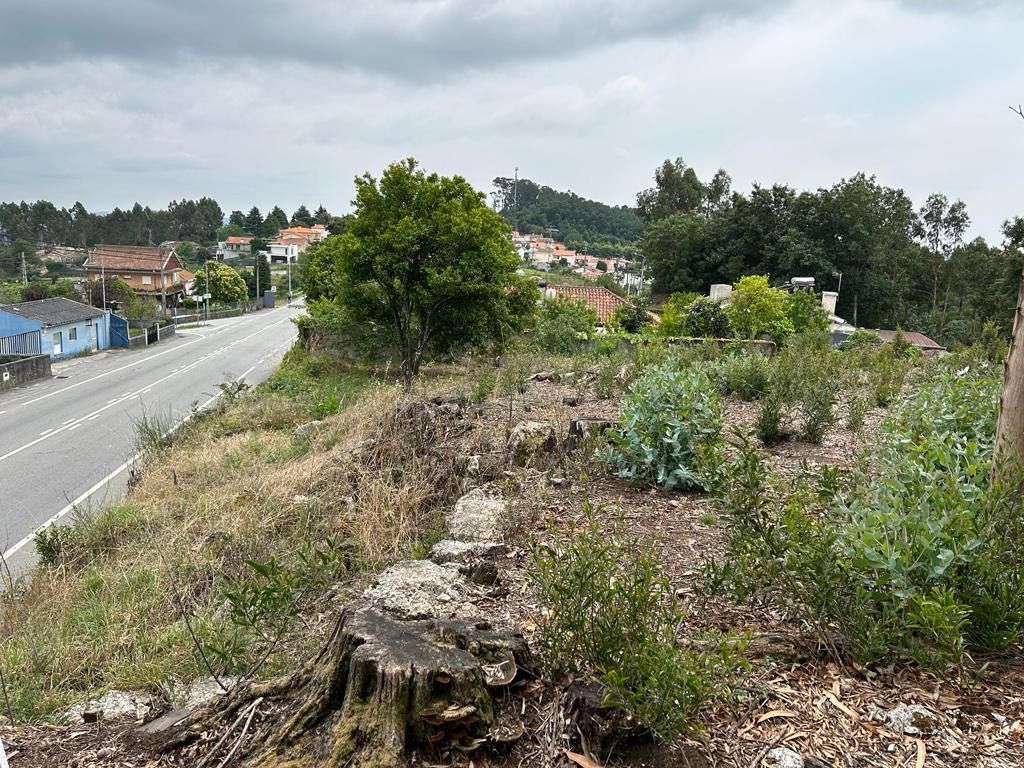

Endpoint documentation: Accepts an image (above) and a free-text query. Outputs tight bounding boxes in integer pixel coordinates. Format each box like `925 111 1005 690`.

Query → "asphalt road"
0 303 304 573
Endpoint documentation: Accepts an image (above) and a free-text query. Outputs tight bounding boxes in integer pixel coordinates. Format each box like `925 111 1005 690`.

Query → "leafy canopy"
725 275 793 342
333 158 529 380
194 261 247 304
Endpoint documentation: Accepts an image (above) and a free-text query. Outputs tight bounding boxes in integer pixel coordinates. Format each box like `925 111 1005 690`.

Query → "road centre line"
0 337 291 563
14 309 289 409
0 318 290 464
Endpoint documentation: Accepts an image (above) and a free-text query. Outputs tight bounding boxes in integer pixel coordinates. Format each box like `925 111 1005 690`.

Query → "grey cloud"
0 0 776 81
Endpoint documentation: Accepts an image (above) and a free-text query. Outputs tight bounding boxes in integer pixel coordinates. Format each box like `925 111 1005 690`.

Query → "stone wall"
0 354 52 392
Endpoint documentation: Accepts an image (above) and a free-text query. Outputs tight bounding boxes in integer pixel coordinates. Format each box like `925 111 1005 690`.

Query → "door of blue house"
109 315 129 348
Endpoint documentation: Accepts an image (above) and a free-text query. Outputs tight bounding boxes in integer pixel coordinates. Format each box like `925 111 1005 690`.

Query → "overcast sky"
1 0 1022 240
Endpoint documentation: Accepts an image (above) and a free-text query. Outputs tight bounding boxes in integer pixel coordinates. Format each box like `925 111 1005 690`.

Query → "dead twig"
220 696 263 766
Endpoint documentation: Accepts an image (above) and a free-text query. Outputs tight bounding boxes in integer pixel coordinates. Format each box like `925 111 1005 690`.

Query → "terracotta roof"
178 270 195 281
84 244 182 273
224 236 252 245
868 329 945 351
545 284 628 325
279 226 322 237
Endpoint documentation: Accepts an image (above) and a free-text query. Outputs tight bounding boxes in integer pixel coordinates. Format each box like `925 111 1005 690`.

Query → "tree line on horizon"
495 159 1024 346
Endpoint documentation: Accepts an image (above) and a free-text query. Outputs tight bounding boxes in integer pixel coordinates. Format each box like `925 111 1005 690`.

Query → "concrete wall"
0 354 52 392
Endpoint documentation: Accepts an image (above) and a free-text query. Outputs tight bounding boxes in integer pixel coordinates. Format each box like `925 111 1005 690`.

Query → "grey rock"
886 703 939 735
65 690 155 724
165 676 238 711
446 487 508 542
429 539 507 564
362 560 475 620
766 747 803 768
293 420 323 438
507 421 556 466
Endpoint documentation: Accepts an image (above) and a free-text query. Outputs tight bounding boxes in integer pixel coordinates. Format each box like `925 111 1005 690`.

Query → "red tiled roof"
178 270 195 281
224 236 252 245
545 284 628 325
84 244 182 273
869 329 945 350
279 226 321 236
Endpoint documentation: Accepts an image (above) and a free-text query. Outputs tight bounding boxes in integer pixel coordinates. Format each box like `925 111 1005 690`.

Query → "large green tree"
331 158 529 382
636 158 706 222
194 261 248 304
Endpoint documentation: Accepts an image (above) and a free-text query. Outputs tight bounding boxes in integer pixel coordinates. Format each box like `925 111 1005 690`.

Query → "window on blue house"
69 327 77 341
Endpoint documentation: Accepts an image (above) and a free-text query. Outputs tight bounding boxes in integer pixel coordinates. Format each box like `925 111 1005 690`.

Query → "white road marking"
68 423 81 431
13 309 288 409
0 410 7 415
62 418 75 425
0 338 295 562
39 428 53 436
1 457 137 560
88 414 101 421
0 317 292 465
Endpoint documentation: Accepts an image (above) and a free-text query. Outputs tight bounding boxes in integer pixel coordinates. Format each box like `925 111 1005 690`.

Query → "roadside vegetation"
2 158 1022 768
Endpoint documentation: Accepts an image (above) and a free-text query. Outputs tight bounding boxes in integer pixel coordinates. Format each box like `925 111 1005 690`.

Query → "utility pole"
255 251 260 307
20 251 27 286
287 256 292 302
205 259 210 323
512 166 519 231
100 250 107 309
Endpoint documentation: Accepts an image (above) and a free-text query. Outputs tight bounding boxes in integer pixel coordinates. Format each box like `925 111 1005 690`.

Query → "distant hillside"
492 177 642 259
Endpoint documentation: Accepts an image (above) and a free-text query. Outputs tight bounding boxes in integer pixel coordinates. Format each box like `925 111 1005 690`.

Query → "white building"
216 236 253 260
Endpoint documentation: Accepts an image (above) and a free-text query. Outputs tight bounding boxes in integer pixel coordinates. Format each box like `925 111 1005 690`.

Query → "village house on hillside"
216 235 253 261
83 244 188 308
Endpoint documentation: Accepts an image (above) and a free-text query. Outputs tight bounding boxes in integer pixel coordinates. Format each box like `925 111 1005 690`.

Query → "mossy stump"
160 607 530 767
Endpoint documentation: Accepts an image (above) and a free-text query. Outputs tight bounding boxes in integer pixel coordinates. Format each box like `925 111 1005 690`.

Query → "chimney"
821 291 838 316
710 284 732 301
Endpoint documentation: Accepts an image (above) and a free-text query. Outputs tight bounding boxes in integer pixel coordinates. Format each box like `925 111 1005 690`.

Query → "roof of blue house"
0 298 105 328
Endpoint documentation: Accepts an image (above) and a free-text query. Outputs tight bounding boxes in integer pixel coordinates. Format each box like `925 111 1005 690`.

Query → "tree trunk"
994 268 1024 466
156 608 530 768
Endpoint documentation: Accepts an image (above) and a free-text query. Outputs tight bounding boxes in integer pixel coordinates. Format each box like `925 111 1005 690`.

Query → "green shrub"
657 292 701 337
470 365 497 404
613 298 651 334
786 289 830 334
839 329 883 350
724 276 793 342
603 366 722 490
595 352 627 399
682 296 731 338
756 335 839 443
534 296 597 354
532 507 745 741
845 395 866 431
718 352 770 401
708 365 1022 667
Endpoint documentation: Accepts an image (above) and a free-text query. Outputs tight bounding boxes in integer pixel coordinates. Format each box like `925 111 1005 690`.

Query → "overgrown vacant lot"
1 333 1022 767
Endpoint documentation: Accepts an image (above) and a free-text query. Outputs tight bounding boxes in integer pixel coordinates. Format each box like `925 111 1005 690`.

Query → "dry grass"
0 351 485 721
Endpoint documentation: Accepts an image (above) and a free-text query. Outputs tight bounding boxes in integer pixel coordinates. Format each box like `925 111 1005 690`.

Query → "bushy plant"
717 352 770 401
839 329 883 350
470 364 497 404
709 365 1023 667
603 365 722 490
756 334 840 443
532 506 745 741
725 276 793 342
613 298 651 334
682 296 731 338
786 289 830 334
657 292 701 337
534 296 597 354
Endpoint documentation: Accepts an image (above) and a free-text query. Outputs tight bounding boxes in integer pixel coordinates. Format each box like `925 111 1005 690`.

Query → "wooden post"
994 268 1024 465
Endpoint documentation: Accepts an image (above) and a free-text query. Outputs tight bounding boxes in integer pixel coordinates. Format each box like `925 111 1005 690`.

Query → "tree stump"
159 608 530 768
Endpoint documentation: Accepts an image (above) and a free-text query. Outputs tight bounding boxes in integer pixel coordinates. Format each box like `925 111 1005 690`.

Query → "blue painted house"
0 298 110 360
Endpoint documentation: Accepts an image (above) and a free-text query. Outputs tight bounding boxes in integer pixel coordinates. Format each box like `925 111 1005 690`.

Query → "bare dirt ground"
2 372 1022 767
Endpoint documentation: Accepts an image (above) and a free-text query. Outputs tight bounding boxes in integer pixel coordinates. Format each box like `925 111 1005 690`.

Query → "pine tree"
244 206 263 234
291 205 313 226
